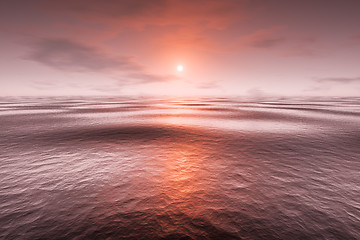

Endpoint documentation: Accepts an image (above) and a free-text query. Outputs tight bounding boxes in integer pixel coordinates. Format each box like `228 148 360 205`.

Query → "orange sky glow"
1 0 360 97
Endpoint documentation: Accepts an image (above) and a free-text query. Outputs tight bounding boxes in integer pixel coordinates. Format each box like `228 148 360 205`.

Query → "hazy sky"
1 0 360 97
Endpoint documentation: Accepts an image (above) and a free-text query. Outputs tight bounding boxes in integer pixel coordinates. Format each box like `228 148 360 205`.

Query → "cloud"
236 26 286 49
26 38 176 83
38 0 168 20
304 85 331 93
282 46 319 57
37 0 247 30
126 72 179 84
196 81 218 89
27 38 140 72
306 76 360 93
246 87 268 98
248 36 285 48
348 33 360 46
315 77 360 83
350 34 360 42
1 0 250 53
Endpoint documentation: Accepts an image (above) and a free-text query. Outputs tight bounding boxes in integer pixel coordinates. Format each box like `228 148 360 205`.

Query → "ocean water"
0 97 359 239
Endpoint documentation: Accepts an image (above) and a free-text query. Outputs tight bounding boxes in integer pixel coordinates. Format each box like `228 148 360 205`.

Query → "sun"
177 65 183 72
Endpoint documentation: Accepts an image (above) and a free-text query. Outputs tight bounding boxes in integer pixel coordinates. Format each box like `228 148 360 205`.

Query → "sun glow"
177 65 183 72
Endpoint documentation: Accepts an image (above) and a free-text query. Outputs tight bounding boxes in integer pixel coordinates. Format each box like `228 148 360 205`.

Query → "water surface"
0 97 359 239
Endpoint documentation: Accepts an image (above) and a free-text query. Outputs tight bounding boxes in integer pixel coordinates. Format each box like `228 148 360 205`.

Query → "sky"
1 0 360 97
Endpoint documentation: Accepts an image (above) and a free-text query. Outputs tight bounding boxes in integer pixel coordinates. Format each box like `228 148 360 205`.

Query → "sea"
0 97 359 239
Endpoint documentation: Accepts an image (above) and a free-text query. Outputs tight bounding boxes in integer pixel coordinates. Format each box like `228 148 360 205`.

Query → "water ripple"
0 97 359 239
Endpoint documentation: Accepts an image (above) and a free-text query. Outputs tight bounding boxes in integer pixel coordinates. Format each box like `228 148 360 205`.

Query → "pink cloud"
235 26 286 49
26 38 177 84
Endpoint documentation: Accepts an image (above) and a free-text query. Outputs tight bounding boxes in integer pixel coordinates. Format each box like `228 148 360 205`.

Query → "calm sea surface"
0 97 359 239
